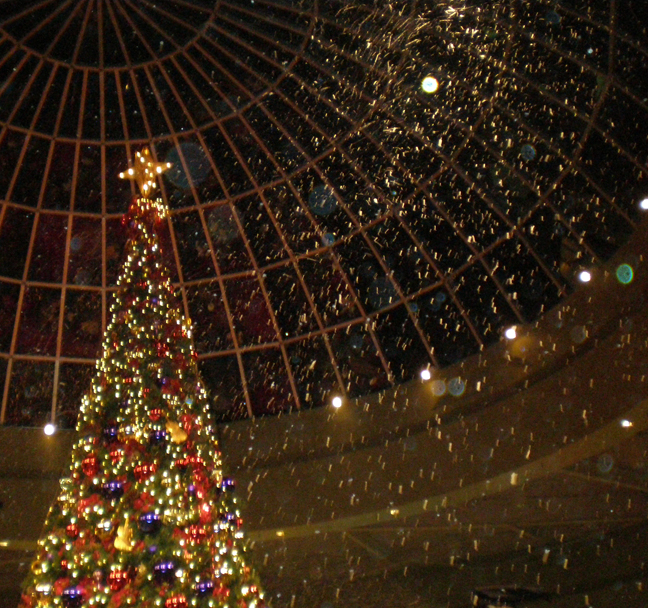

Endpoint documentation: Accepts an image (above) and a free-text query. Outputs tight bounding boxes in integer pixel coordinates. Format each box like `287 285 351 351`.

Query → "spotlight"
620 419 633 428
504 326 517 340
332 396 343 409
421 76 439 93
578 270 591 283
639 198 648 211
44 423 56 436
420 369 431 381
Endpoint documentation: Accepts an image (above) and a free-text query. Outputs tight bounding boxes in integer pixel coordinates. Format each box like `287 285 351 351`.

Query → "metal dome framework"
0 0 646 427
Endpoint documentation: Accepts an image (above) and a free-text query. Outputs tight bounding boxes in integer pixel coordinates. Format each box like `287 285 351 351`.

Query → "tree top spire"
119 148 171 197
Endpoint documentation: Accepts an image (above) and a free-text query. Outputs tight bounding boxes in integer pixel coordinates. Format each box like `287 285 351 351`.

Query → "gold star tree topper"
119 148 171 197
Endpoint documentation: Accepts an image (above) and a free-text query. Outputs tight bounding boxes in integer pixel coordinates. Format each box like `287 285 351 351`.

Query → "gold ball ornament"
166 421 188 444
114 517 134 552
135 563 147 585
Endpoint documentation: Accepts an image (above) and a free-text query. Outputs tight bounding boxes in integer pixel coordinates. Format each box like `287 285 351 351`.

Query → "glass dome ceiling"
0 0 646 427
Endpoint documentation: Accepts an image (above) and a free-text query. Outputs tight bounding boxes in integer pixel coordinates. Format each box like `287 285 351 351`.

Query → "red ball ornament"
187 525 207 543
213 586 230 599
187 455 205 468
110 449 123 465
81 456 99 477
199 503 212 524
174 458 188 470
66 523 79 539
192 470 208 487
134 462 157 482
165 595 187 608
77 494 101 515
108 569 130 591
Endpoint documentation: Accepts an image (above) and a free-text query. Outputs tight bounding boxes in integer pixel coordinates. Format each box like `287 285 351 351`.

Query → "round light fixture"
44 423 56 436
578 270 592 283
420 369 431 381
421 76 439 93
504 326 517 340
332 396 343 409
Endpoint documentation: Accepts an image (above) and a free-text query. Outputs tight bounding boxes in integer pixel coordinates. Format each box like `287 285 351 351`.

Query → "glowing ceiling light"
44 423 56 436
331 396 343 409
421 76 439 93
504 326 517 340
639 198 648 210
420 369 431 381
578 270 592 283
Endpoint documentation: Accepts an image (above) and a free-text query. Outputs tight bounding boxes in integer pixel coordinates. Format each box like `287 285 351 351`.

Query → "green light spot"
616 264 634 284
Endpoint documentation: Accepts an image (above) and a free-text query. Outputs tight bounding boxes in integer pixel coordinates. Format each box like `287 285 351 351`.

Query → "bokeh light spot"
447 377 465 397
616 264 634 284
597 453 614 474
165 143 211 190
309 184 337 217
520 144 537 161
430 380 446 396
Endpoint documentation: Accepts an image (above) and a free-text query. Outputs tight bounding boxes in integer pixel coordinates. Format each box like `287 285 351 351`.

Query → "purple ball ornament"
219 511 234 523
101 480 124 500
194 580 214 597
149 429 167 445
103 425 119 443
61 587 84 608
221 477 236 492
139 512 162 534
153 561 175 584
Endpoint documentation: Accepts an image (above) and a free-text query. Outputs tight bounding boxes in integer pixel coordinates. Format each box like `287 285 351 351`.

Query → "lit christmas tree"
20 149 265 608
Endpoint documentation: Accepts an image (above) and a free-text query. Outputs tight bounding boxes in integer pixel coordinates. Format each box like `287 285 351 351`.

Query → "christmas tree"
20 149 265 608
